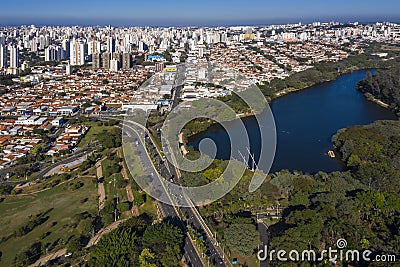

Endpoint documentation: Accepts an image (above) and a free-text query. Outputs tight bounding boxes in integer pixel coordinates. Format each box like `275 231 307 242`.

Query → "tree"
97 128 122 149
142 222 184 267
0 184 12 195
13 242 42 266
139 248 157 267
67 236 83 253
224 223 260 256
202 167 223 181
90 227 136 266
117 202 130 213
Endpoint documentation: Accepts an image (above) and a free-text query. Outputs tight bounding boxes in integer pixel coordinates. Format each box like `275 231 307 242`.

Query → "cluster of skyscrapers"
0 44 20 74
0 22 399 76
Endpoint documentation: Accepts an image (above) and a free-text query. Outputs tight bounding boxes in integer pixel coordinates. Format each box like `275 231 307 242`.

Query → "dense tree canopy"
142 222 185 267
224 223 260 256
357 65 400 111
333 120 400 192
88 218 184 267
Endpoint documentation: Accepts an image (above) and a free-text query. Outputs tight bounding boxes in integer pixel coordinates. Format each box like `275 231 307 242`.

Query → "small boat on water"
328 150 335 158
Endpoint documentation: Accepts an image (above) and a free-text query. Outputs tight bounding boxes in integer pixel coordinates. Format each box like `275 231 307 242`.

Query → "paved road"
97 115 230 266
171 64 185 108
258 219 269 267
122 121 204 267
118 118 232 266
163 139 232 267
36 149 94 179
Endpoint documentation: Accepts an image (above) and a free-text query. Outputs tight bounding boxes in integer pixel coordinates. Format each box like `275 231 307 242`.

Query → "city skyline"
1 0 400 26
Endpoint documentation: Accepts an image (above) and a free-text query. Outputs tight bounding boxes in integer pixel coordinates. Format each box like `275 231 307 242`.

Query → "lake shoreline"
183 67 388 144
185 69 398 174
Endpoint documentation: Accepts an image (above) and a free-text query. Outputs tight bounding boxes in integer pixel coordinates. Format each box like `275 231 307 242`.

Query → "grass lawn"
230 251 259 267
122 140 158 219
78 122 115 148
381 44 400 51
122 142 145 180
103 173 128 202
102 158 128 203
0 176 97 266
138 195 158 219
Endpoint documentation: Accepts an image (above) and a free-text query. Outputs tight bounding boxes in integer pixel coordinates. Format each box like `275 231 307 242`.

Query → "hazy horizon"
1 0 399 27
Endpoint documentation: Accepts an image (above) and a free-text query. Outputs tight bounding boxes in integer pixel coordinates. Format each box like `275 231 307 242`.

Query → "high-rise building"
45 46 54 61
70 40 85 66
88 40 101 56
138 41 147 52
45 45 63 61
107 37 115 53
62 39 70 58
110 59 119 72
0 34 5 45
221 32 228 43
122 53 131 69
155 62 164 72
39 35 45 50
65 63 72 75
101 52 111 69
0 44 8 68
198 46 204 58
9 45 19 68
92 53 101 69
112 52 121 62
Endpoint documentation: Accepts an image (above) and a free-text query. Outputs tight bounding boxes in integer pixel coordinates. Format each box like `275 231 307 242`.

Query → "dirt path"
29 248 67 267
118 148 139 217
96 160 106 210
85 219 126 248
6 176 77 197
31 219 126 267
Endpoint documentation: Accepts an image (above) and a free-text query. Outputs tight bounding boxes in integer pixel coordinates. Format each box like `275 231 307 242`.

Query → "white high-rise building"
138 41 146 52
107 37 115 53
70 40 85 66
45 46 53 61
9 45 19 68
45 45 63 61
88 40 101 55
0 44 7 68
30 38 38 53
109 59 119 72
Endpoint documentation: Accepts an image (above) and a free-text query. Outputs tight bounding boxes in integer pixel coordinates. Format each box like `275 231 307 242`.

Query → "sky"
1 0 399 26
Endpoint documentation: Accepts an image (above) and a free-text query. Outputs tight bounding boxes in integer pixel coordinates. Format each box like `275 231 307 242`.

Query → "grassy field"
122 140 158 219
138 195 158 219
230 252 259 267
78 122 115 148
0 177 97 266
381 44 400 51
103 173 128 203
101 158 128 203
123 148 145 180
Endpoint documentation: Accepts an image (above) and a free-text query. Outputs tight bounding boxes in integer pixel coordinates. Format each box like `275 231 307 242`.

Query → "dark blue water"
188 70 398 174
